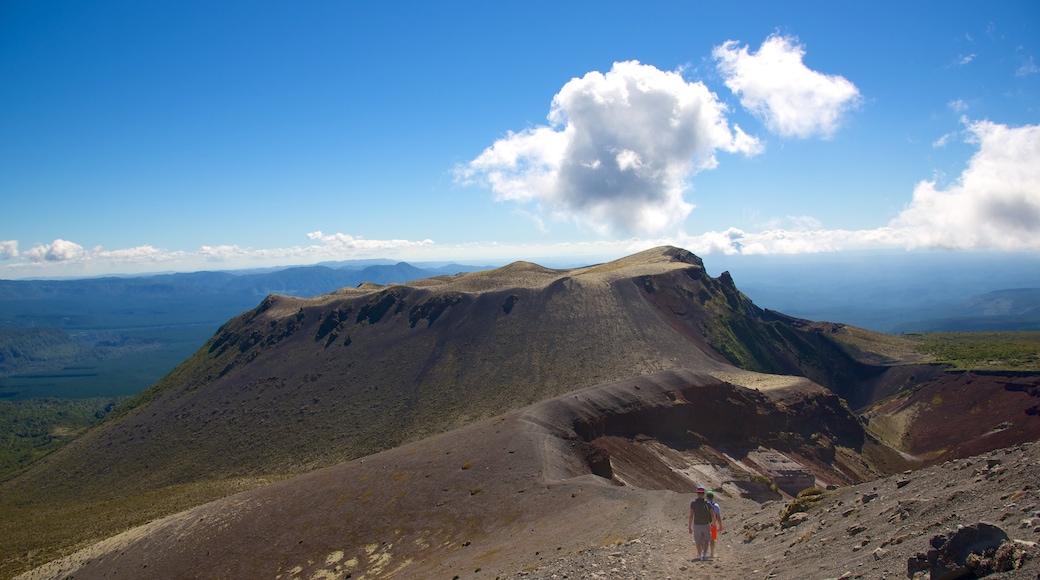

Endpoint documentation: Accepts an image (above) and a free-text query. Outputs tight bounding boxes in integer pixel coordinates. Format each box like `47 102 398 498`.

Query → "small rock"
861 493 878 504
782 512 809 528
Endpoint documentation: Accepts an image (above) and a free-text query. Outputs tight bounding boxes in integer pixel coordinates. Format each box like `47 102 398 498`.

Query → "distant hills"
0 261 493 399
888 287 1040 332
716 250 1040 333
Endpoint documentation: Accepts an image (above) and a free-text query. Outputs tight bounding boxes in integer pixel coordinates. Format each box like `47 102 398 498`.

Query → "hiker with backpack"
706 489 722 558
687 486 714 561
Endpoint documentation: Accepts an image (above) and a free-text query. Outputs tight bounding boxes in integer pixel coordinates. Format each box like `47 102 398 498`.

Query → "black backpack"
691 497 712 525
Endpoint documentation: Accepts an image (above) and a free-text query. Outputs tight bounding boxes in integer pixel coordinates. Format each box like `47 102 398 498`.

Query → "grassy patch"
0 475 283 580
904 331 1040 371
0 397 124 482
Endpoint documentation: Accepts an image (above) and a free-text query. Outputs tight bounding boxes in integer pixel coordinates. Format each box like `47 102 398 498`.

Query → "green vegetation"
905 331 1040 371
0 397 124 482
0 475 282 580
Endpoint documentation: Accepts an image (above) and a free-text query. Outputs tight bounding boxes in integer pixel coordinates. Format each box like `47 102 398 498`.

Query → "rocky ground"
15 377 1040 580
499 442 1040 580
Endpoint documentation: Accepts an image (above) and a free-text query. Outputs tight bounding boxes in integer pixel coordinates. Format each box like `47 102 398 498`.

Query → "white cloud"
305 231 434 251
96 245 177 262
663 120 1040 255
948 99 969 113
0 233 438 278
0 240 17 259
667 227 903 256
891 119 1040 250
455 60 761 237
23 239 87 262
957 53 976 66
713 34 861 139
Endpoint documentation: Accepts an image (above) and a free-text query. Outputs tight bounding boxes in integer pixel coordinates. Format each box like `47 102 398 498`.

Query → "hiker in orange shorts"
706 489 723 558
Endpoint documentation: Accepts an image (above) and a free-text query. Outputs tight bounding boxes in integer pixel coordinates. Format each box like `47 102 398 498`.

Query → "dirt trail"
505 441 1040 580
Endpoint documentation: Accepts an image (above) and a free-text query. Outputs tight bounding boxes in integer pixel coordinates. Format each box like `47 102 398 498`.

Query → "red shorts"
710 524 717 541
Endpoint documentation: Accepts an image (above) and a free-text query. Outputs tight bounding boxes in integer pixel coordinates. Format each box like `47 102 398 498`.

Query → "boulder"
916 522 1009 580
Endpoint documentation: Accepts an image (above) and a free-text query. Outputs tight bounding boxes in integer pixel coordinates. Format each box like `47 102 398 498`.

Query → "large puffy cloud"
891 119 1040 250
23 239 88 262
456 60 761 236
713 34 861 139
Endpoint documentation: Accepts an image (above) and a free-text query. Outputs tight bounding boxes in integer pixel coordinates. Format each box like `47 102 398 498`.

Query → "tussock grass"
779 487 826 526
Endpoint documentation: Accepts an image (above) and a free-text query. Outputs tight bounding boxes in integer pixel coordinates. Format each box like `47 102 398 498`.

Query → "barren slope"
19 368 909 579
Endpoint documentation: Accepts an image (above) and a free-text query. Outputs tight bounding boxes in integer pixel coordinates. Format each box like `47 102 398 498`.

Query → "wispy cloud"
933 132 956 147
1016 55 1038 77
948 99 969 113
713 34 862 139
455 59 761 237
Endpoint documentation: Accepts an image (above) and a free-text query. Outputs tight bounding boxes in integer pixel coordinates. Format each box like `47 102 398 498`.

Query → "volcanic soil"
19 368 1040 580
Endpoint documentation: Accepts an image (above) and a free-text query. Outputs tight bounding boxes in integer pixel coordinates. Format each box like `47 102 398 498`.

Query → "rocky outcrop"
908 522 1029 579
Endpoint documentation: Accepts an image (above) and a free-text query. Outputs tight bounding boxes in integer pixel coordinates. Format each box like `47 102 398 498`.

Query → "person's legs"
693 524 710 559
709 524 717 558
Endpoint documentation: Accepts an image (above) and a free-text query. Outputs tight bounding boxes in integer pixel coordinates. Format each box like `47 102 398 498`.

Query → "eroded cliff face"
521 369 909 497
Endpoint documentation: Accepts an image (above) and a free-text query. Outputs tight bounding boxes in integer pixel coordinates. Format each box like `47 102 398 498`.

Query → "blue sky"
1 1 1038 279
